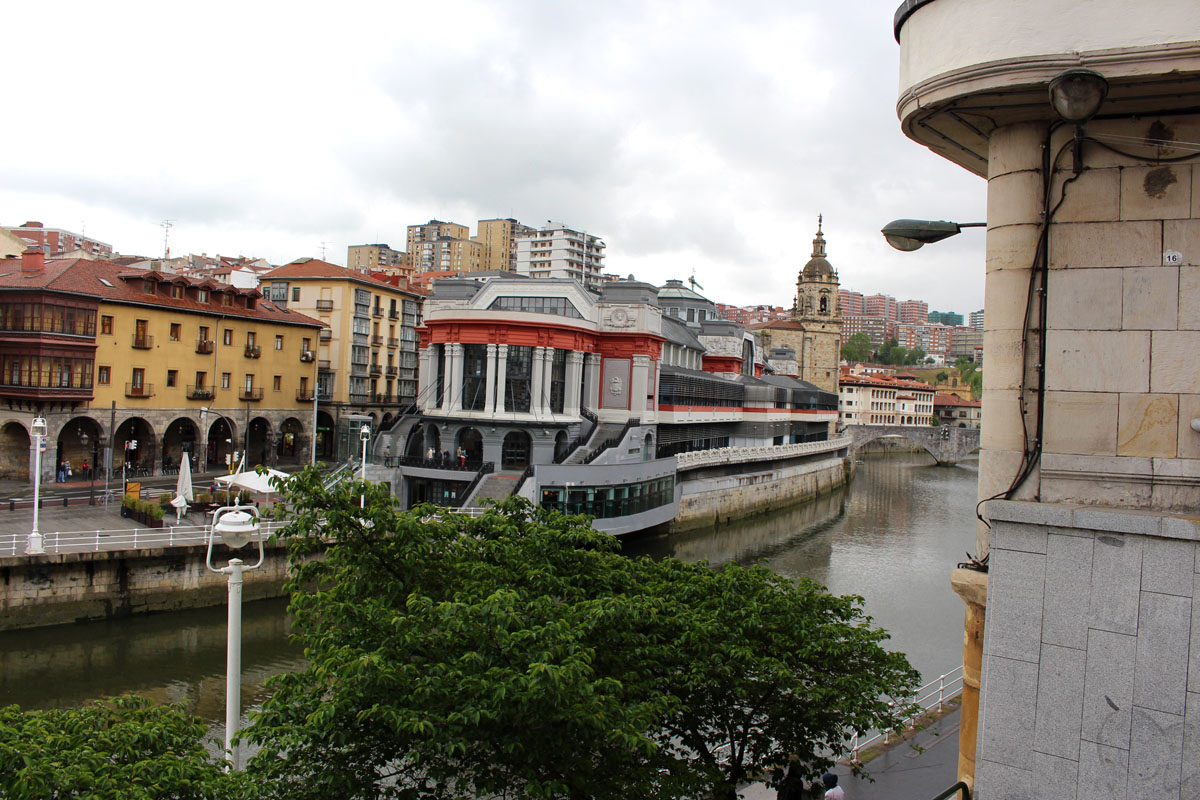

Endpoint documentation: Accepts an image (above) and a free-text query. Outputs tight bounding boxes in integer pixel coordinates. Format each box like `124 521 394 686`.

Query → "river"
0 451 977 725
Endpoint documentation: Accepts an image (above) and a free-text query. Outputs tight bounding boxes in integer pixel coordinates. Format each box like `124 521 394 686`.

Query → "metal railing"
1 520 289 557
456 462 495 508
244 345 261 358
581 417 640 465
187 384 215 400
196 339 214 354
675 435 851 470
849 665 963 762
125 383 155 398
131 334 154 349
239 387 263 401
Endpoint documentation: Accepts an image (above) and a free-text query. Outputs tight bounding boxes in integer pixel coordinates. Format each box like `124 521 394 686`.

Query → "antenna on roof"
688 270 704 292
319 242 328 260
161 219 173 260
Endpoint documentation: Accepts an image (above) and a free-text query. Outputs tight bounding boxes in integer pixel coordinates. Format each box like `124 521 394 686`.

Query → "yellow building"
0 250 323 481
347 243 407 275
475 218 535 272
262 259 424 458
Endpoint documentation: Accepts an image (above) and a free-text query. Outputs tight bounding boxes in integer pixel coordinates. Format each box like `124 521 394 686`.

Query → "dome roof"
802 256 834 279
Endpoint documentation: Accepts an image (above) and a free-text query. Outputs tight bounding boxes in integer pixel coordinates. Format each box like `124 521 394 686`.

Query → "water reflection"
624 452 979 682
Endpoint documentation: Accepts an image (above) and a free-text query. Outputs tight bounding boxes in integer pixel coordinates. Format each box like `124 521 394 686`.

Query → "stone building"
754 217 842 393
894 1 1200 795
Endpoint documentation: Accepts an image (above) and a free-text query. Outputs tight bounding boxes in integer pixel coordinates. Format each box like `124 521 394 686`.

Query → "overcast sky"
2 0 987 314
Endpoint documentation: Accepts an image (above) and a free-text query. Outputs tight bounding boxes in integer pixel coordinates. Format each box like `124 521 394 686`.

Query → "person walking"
820 773 844 800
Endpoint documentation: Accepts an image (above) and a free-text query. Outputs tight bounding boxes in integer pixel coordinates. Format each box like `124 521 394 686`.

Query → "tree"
935 371 949 384
839 333 872 364
0 695 246 800
247 471 920 800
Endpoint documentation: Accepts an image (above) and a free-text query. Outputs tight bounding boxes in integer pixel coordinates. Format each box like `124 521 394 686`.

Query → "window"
246 331 256 346
221 372 230 389
98 366 110 385
221 293 233 306
142 280 155 295
166 369 177 387
244 374 255 391
292 287 300 302
197 289 209 302
131 368 144 388
194 371 206 388
273 375 282 391
223 329 233 346
275 334 283 350
199 325 209 343
170 285 184 299
302 337 311 352
169 323 181 341
101 315 113 335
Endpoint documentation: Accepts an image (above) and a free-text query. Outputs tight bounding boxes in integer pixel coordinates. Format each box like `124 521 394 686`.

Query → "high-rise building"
929 310 964 326
348 244 406 275
898 299 929 324
968 309 984 330
406 220 473 272
838 290 864 316
514 221 606 289
476 218 535 272
864 293 898 322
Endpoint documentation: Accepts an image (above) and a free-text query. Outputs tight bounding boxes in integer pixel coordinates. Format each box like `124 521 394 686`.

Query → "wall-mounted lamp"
881 219 986 252
1049 68 1108 174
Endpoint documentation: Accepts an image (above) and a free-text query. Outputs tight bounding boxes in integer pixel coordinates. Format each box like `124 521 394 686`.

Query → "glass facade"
487 296 583 319
461 344 487 411
540 476 676 518
0 302 96 336
1 354 94 390
504 345 533 412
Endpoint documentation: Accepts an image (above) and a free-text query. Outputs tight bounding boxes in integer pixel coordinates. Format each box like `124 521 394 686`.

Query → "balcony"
316 299 334 311
388 309 399 320
371 392 394 404
131 334 153 350
125 383 155 398
196 339 214 354
296 390 316 402
387 337 399 348
239 387 263 401
370 335 383 347
372 307 383 318
300 350 315 362
385 365 398 377
244 345 261 359
318 359 331 370
187 385 215 400
369 364 383 377
319 329 332 341
317 388 333 402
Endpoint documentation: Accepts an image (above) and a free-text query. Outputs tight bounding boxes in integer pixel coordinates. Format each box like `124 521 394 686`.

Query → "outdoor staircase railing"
455 462 495 508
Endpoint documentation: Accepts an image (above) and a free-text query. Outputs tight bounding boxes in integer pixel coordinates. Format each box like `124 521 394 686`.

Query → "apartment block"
968 309 984 330
3 221 113 258
476 218 535 272
863 293 898 321
929 310 964 326
514 221 606 289
898 299 928 324
348 244 407 275
838 290 864 316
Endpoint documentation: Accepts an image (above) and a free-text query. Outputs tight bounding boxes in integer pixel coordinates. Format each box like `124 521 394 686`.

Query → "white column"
583 353 601 412
484 343 497 415
540 348 556 416
565 351 584 416
446 343 463 412
494 345 509 413
530 346 546 417
631 354 651 419
417 347 432 410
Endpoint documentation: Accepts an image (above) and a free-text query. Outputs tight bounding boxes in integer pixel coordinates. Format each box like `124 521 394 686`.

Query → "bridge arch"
847 424 980 466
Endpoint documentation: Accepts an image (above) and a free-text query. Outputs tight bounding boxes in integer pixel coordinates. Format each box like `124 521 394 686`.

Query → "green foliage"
875 338 926 367
931 414 942 427
935 371 949 384
0 695 246 799
839 332 873 364
954 357 983 399
247 470 921 800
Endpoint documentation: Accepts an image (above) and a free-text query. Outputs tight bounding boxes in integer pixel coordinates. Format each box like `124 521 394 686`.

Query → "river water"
0 452 977 724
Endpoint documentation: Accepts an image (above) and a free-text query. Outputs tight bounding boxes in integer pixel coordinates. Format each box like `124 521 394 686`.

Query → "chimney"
21 246 44 274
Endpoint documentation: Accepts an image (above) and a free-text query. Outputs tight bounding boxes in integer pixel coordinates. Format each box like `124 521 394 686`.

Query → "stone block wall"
979 500 1200 798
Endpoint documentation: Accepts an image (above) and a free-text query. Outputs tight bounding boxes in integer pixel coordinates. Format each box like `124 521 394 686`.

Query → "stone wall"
979 500 1200 797
671 455 850 531
0 543 291 632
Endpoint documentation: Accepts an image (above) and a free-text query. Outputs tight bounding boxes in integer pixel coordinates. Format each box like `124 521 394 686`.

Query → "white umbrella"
215 468 290 497
170 455 194 523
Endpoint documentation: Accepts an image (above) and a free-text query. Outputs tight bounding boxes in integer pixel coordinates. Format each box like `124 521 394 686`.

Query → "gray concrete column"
565 351 584 416
631 354 651 419
583 353 601 412
494 345 508 413
417 346 432 410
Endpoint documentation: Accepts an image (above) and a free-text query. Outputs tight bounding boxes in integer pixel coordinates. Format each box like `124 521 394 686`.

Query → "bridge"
846 424 980 466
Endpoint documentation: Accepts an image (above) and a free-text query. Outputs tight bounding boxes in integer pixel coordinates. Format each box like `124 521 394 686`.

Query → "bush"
159 492 176 508
194 492 212 505
148 504 164 521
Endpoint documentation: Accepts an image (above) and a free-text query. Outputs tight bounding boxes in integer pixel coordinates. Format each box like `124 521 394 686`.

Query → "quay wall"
671 454 851 532
0 544 290 632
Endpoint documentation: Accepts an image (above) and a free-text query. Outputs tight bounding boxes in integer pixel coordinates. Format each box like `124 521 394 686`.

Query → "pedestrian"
426 446 434 462
820 773 844 800
64 458 72 481
457 446 466 468
56 460 65 483
81 459 89 481
775 763 803 800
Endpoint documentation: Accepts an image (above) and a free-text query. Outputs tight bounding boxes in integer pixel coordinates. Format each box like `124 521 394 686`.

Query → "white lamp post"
26 417 47 555
205 504 265 771
359 423 371 508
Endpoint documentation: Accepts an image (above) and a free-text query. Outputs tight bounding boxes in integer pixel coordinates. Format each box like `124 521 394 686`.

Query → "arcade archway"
0 422 29 480
247 417 271 467
162 417 198 471
456 427 483 468
114 417 156 475
501 430 531 470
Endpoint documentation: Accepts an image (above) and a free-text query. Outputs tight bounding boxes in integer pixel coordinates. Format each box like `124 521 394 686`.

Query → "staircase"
462 470 524 507
562 423 627 465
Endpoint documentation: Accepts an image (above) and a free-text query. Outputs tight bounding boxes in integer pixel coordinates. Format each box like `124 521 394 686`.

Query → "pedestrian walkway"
738 706 962 800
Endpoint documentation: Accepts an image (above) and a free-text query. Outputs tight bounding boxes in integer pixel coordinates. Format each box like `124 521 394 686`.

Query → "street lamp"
80 430 101 506
26 417 47 555
205 503 265 771
881 219 986 251
359 423 371 508
201 407 237 473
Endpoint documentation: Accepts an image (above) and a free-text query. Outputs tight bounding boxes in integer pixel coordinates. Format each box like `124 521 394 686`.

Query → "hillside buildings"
477 218 536 272
347 244 406 274
894 1 1200 795
513 221 606 289
2 221 112 259
838 365 935 426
